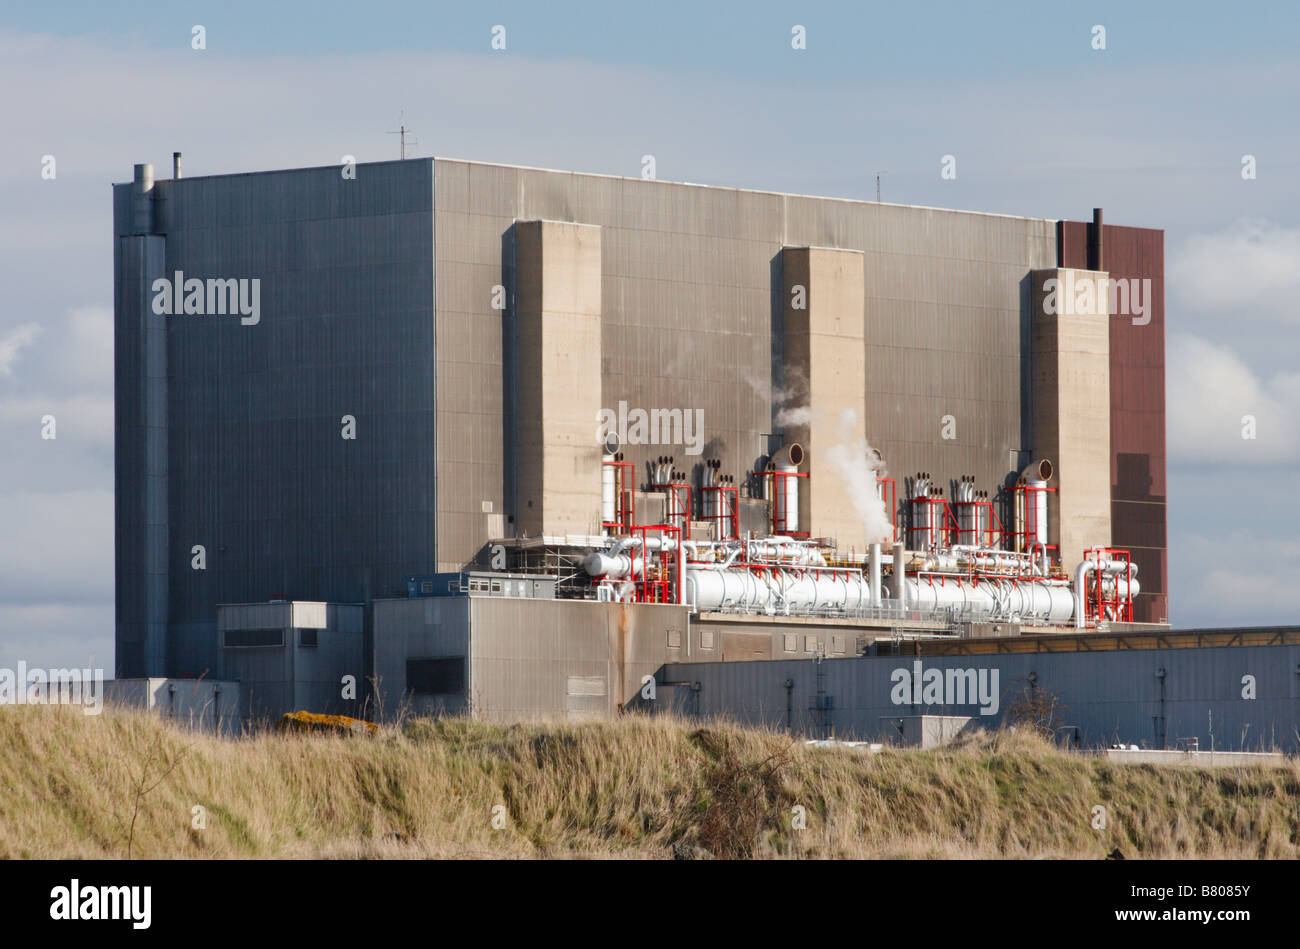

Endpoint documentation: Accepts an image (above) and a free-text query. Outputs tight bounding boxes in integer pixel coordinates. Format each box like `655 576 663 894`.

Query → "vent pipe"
1018 458 1054 483
770 443 804 469
891 541 907 609
1088 207 1103 271
173 151 183 179
131 162 155 235
868 543 882 608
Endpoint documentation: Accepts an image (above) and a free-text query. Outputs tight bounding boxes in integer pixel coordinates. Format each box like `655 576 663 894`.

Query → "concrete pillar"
780 246 872 551
1029 268 1112 570
512 220 603 537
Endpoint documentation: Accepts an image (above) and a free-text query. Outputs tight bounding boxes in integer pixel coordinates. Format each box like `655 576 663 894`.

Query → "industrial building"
665 626 1300 753
113 154 1171 732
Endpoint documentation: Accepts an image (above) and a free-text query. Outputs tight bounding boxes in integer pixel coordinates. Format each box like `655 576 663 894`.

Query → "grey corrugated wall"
432 160 1056 567
664 642 1300 751
114 160 437 678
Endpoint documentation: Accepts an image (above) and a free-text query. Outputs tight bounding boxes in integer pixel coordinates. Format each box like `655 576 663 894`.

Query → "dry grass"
3 704 1299 859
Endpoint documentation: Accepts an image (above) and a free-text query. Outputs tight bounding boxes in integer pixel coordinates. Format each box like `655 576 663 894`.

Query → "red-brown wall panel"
1061 220 1168 623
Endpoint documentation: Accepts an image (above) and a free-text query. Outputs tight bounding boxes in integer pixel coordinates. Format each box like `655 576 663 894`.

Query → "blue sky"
1 1 1298 669
10 1 1300 77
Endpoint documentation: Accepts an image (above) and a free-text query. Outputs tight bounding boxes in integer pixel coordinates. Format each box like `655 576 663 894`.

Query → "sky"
1 1 1298 670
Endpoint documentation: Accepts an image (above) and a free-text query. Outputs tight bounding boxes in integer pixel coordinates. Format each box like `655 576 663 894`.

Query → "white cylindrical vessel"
687 567 871 613
584 550 648 580
908 500 927 550
666 487 684 528
1028 480 1049 548
902 577 1074 624
776 464 799 533
601 454 616 525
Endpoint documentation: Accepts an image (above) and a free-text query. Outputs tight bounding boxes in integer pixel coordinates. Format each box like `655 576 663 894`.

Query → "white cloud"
1169 219 1300 318
0 26 1295 654
0 394 113 451
0 305 115 460
1170 529 1300 627
0 604 112 672
1166 333 1300 465
59 306 114 391
0 490 113 606
0 322 41 376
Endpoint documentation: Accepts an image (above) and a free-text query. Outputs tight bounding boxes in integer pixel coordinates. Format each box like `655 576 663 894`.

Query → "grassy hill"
3 705 1299 859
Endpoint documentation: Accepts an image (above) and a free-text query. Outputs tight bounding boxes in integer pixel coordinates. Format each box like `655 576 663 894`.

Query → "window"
407 658 466 695
490 580 502 594
224 628 284 648
783 634 797 653
299 629 318 647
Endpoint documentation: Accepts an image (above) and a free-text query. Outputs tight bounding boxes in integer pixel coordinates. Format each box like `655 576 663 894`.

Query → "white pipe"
1027 542 1048 576
601 454 617 525
891 542 907 609
1073 559 1139 628
1028 479 1049 549
869 543 882 608
776 463 799 534
1074 560 1098 627
610 535 680 558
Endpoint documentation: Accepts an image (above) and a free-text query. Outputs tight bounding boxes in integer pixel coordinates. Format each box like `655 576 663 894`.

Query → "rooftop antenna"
875 171 888 203
387 111 419 160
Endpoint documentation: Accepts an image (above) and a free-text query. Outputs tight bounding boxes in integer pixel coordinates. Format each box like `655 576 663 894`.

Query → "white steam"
774 404 816 428
823 408 893 546
744 366 808 416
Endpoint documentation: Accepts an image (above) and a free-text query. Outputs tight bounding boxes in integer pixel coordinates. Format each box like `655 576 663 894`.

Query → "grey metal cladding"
665 639 1300 752
114 228 167 677
116 160 437 677
117 155 1065 676
432 160 1056 565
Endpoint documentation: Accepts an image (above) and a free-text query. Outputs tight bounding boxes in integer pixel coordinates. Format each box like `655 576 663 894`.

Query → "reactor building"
112 155 1172 731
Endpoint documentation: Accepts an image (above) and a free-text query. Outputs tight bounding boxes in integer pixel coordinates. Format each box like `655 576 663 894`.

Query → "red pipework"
1083 546 1134 626
907 496 957 550
760 468 810 537
632 524 681 604
601 459 636 533
700 484 739 540
1006 481 1057 556
664 482 692 540
876 476 897 541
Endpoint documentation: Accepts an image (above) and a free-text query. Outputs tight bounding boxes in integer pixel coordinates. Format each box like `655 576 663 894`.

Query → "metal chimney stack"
173 152 183 179
131 162 154 234
1088 207 1103 271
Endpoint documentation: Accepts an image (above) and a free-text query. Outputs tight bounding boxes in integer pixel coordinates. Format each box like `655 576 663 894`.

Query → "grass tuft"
2 705 1297 859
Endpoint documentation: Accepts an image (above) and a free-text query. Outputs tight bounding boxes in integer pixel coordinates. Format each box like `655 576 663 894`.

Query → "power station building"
113 156 1169 730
